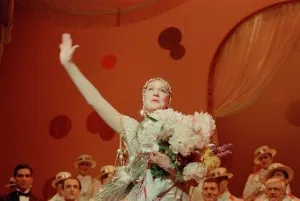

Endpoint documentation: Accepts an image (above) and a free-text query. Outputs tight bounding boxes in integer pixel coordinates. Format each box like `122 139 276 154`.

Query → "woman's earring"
140 104 145 116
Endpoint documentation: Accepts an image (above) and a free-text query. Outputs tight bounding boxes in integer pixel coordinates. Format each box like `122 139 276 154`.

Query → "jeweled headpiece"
142 77 172 96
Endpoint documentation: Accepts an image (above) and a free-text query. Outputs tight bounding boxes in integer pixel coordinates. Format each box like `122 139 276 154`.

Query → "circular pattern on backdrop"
49 115 72 139
170 44 186 60
285 100 300 127
158 27 182 49
101 54 117 70
86 111 116 141
158 27 186 60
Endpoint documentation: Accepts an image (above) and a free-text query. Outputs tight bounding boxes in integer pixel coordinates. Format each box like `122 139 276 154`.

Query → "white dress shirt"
16 189 30 201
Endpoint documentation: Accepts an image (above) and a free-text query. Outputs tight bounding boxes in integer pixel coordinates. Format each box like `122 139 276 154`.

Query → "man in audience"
49 172 72 201
209 167 243 201
243 145 277 201
74 154 98 201
2 164 43 201
255 178 286 201
256 163 300 201
202 178 221 201
61 178 81 201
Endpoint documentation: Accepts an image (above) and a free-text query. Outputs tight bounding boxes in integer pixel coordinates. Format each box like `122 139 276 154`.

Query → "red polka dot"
101 54 117 70
49 115 72 139
86 111 116 141
170 44 186 60
285 100 300 127
158 27 182 50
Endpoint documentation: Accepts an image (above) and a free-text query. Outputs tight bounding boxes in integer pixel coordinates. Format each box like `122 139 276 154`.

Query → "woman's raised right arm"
59 33 122 133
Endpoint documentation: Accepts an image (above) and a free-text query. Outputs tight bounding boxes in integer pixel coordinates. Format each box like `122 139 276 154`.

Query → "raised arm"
59 33 122 133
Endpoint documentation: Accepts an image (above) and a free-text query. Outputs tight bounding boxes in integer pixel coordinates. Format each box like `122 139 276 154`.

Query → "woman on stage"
59 33 219 201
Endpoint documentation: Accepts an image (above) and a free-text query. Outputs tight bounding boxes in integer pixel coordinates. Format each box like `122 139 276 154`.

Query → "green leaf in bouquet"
150 163 170 180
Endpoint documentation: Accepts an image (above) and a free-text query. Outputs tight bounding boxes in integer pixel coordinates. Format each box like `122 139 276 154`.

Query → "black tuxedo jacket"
2 191 43 201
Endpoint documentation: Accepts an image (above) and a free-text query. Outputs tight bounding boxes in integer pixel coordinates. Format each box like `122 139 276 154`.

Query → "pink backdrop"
2 0 299 198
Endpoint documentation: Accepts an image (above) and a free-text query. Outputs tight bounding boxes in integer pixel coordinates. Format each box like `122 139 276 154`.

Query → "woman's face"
143 80 170 113
258 153 273 169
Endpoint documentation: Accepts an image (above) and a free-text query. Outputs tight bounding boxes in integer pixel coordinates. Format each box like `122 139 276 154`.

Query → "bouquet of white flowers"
141 108 220 183
95 108 231 201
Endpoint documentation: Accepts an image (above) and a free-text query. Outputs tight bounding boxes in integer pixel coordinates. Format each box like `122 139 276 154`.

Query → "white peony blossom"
139 120 163 144
193 111 216 137
168 123 200 156
181 115 194 128
138 108 215 158
182 162 207 182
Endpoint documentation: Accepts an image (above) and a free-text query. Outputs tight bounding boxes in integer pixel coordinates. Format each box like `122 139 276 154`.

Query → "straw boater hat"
253 145 277 165
99 165 116 180
5 177 16 188
74 154 97 168
51 171 72 188
209 167 233 179
265 163 294 183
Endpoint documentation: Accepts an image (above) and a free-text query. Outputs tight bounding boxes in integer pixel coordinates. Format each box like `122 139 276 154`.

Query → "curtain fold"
208 1 300 118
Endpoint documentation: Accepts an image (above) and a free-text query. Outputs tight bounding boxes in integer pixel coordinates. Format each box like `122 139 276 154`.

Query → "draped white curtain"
208 1 300 118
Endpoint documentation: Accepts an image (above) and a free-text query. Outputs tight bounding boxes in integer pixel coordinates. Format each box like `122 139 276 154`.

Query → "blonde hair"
142 77 172 95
